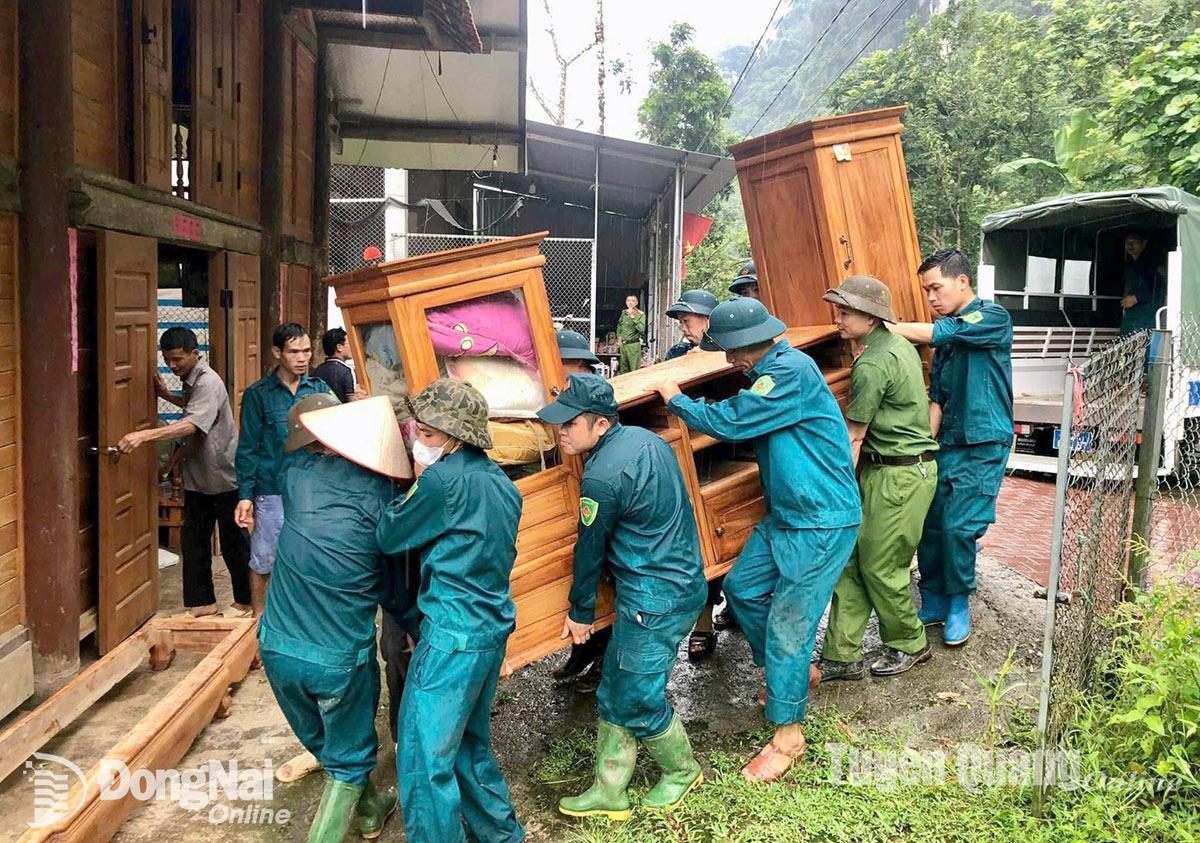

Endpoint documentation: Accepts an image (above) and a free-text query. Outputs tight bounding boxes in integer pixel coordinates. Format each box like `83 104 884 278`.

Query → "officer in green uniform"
815 276 938 681
616 295 647 374
258 394 409 842
889 249 1013 647
652 298 861 783
729 259 760 300
538 374 707 819
376 378 525 843
557 328 601 376
664 289 717 361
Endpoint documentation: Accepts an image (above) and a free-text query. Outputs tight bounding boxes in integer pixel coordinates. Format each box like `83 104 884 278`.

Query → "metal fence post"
1128 329 1171 594
1032 369 1076 817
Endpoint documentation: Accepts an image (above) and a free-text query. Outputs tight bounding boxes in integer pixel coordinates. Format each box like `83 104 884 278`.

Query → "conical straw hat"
299 395 413 479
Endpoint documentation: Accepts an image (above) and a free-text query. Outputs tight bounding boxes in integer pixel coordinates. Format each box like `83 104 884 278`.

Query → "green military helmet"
822 274 898 323
408 377 494 450
556 328 600 364
700 296 787 352
285 392 341 452
729 259 758 295
666 289 718 318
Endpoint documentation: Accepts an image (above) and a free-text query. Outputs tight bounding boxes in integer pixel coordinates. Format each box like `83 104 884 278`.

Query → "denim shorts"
249 494 285 574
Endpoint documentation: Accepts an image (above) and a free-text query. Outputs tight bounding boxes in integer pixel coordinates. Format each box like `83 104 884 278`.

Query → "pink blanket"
427 294 537 367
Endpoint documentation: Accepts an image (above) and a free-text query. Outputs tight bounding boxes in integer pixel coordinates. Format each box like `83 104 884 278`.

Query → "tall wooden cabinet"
730 106 930 326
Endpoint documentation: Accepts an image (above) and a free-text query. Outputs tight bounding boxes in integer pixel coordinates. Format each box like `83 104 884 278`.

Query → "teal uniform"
234 371 332 501
667 339 861 724
257 450 397 786
1119 256 1166 336
376 447 524 843
569 422 706 737
918 297 1013 597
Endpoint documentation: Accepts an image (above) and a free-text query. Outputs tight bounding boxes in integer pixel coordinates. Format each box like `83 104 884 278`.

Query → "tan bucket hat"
822 274 898 323
298 395 414 479
285 393 342 453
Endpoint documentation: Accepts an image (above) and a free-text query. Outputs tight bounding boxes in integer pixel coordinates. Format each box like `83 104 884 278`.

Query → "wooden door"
228 251 261 421
96 231 159 653
235 0 262 220
822 138 929 323
283 32 317 242
192 0 239 215
134 0 172 190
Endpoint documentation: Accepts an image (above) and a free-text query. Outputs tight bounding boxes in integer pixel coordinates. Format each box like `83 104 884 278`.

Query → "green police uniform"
616 310 646 374
822 324 938 664
918 297 1013 600
258 449 397 787
376 379 524 843
665 298 861 726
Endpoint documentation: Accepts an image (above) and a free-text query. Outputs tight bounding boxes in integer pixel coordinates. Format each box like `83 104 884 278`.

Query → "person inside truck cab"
1119 229 1167 337
888 248 1013 650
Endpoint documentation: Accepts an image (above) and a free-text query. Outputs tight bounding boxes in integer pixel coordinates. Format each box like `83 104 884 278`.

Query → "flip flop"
741 737 807 783
275 750 321 783
223 605 253 618
687 630 717 662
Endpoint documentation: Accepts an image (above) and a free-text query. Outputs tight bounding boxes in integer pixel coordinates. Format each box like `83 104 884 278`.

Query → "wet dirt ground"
0 554 1044 842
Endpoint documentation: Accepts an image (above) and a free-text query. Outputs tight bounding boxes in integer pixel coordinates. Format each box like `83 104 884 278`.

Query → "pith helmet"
666 289 718 318
409 377 494 450
701 297 787 351
729 259 758 294
297 395 413 479
285 392 342 452
823 274 898 323
555 329 599 364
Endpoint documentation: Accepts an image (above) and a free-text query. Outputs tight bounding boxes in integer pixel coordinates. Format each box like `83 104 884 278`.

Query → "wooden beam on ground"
0 629 150 784
18 619 258 843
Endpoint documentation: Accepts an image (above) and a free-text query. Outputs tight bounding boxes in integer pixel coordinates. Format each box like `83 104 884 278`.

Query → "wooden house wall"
0 213 21 637
0 0 15 159
282 25 316 243
72 0 121 176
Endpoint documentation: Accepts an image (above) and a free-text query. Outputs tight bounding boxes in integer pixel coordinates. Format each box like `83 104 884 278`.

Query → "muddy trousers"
917 443 1008 597
596 605 698 738
397 631 524 843
260 647 380 786
823 462 937 662
725 522 857 725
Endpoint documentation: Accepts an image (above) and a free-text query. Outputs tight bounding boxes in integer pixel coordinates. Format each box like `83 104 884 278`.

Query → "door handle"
714 526 726 537
839 234 854 270
142 20 158 45
87 445 122 464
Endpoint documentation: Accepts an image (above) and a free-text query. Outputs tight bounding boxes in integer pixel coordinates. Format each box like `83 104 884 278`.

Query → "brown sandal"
742 737 807 783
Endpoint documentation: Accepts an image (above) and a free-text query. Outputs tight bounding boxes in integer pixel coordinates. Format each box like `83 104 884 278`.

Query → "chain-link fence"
397 233 596 341
329 164 388 275
156 288 210 423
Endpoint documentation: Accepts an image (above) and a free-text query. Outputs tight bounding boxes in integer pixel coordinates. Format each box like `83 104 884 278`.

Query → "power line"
790 0 909 122
695 0 787 152
742 0 860 138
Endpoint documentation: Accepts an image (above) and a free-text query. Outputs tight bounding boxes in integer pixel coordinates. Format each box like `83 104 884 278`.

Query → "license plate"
1053 428 1094 453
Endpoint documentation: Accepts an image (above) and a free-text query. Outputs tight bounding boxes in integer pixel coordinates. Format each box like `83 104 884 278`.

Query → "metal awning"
322 0 526 172
485 121 736 218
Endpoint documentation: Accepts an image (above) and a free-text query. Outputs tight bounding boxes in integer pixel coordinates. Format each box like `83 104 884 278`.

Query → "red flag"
681 213 714 280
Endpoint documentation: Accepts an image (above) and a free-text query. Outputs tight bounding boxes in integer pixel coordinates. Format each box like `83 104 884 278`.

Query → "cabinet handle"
715 526 726 537
839 234 854 270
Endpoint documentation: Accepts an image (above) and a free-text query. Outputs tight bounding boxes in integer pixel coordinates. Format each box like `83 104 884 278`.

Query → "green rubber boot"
558 719 637 821
355 778 398 840
308 778 364 843
640 714 703 811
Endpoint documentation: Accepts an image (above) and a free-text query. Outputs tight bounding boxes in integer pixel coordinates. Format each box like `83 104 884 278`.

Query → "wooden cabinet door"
192 0 239 215
134 0 172 190
228 252 261 422
822 137 929 323
739 155 833 326
96 231 159 653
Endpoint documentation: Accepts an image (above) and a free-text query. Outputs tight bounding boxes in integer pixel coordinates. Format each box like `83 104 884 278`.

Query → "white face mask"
412 440 446 467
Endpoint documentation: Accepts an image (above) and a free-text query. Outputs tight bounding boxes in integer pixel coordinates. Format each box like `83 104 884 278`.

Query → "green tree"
637 22 736 154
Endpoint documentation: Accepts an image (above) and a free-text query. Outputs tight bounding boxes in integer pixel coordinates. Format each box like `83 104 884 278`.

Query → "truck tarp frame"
980 186 1200 317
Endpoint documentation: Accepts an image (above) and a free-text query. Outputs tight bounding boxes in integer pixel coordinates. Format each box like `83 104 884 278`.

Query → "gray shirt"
179 361 239 494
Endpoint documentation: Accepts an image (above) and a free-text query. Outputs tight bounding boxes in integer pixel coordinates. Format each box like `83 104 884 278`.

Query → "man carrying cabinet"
538 374 707 820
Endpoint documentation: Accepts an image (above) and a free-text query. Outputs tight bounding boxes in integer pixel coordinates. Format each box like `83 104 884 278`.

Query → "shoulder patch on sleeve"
962 311 984 324
579 497 599 527
404 480 419 501
750 374 776 396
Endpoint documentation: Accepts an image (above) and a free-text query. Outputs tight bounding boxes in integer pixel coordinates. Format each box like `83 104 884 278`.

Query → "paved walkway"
982 474 1055 586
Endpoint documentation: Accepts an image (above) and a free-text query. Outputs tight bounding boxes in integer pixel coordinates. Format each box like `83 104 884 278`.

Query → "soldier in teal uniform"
889 249 1013 648
664 289 717 362
234 322 333 615
538 374 707 819
556 328 601 376
729 259 761 300
1118 229 1166 337
651 297 861 783
815 276 938 682
616 294 647 374
376 378 525 843
258 394 410 843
